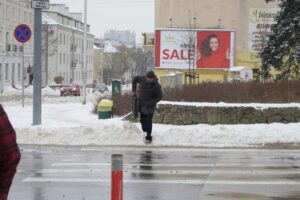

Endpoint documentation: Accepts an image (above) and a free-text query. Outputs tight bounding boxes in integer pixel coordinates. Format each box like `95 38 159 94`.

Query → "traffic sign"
31 0 50 9
14 24 32 43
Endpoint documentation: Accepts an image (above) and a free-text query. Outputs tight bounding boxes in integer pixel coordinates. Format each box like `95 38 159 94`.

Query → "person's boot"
145 136 152 144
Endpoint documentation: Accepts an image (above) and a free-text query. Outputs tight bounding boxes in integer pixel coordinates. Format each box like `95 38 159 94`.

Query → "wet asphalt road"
9 145 300 200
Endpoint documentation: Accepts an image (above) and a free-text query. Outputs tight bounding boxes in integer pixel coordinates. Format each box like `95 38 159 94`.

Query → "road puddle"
208 192 300 200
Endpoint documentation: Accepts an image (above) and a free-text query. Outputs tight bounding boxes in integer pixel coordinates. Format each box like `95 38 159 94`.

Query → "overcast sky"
50 0 155 43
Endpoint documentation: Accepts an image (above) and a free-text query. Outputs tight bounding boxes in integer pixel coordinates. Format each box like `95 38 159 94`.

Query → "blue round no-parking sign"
14 24 32 43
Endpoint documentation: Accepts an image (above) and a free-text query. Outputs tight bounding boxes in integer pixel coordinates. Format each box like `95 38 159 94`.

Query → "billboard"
155 29 235 69
249 8 279 53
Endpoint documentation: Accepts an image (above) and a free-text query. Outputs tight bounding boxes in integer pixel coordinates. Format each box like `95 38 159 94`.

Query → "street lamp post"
82 0 87 105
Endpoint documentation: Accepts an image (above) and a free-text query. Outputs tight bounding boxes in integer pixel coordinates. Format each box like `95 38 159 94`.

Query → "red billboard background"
197 31 231 69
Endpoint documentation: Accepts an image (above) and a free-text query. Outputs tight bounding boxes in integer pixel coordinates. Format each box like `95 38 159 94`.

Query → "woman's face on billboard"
209 37 219 51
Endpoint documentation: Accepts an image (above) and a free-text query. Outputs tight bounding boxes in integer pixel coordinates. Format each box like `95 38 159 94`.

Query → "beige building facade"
155 0 279 81
0 0 33 91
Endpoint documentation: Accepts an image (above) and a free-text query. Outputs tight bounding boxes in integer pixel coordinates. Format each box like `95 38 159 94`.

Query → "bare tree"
102 45 153 84
179 14 198 84
113 45 135 80
133 47 154 76
103 53 114 84
42 23 58 85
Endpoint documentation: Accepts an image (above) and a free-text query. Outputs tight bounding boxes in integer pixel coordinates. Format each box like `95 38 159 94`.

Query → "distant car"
93 84 109 93
60 83 80 96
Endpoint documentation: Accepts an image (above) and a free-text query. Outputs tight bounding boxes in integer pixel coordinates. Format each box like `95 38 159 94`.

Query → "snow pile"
1 102 299 147
1 85 300 147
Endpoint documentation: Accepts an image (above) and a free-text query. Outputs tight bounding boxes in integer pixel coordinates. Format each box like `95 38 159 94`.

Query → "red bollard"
111 154 123 200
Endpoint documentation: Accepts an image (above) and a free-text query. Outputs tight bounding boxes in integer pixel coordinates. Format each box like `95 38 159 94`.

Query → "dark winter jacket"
132 76 163 114
0 104 21 196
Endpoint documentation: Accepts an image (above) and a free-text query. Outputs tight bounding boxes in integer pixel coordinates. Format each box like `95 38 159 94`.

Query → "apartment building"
154 0 279 82
104 30 136 46
0 0 33 91
42 4 94 85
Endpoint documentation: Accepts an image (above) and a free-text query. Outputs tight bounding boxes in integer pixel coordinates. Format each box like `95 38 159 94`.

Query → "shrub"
163 81 300 103
54 76 64 84
112 94 132 116
112 81 300 116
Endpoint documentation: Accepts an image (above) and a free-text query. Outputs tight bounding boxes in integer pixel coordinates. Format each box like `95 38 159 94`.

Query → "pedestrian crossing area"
22 159 300 185
23 147 300 185
15 147 300 200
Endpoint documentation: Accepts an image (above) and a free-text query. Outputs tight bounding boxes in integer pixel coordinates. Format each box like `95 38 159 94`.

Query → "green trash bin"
97 99 113 119
111 79 122 97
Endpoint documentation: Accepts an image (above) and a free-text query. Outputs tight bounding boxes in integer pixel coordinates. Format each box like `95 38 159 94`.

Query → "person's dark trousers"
140 112 154 141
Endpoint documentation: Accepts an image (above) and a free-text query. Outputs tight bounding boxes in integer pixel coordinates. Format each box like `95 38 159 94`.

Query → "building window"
29 13 32 24
60 53 62 64
12 63 15 82
0 3 3 19
0 31 2 48
18 64 21 80
24 11 27 23
12 7 18 21
19 9 21 21
58 16 62 23
20 45 23 52
5 64 9 81
0 64 2 82
6 5 10 20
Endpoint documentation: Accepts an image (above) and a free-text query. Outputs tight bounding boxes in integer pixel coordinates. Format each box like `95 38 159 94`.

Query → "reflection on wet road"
10 145 300 200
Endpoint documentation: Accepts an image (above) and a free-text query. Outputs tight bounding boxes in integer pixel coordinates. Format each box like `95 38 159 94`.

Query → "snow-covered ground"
1 85 300 148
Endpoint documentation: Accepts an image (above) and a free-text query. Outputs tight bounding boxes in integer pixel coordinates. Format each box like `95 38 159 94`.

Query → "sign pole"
33 8 42 125
14 24 32 107
31 0 49 125
22 43 25 107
